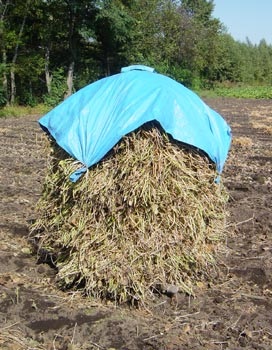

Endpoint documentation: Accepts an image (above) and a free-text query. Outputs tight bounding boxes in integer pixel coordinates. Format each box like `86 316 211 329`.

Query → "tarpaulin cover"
39 65 232 182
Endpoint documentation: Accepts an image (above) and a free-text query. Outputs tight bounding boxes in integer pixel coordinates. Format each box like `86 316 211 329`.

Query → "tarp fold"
39 65 232 182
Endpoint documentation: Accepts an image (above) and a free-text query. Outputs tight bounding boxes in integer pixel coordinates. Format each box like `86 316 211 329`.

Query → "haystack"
30 123 228 305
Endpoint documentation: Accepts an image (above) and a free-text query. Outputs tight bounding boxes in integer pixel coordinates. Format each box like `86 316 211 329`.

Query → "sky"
212 0 272 45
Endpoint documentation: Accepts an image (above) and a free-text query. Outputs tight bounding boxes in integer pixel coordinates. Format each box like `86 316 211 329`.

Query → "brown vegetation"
30 126 228 305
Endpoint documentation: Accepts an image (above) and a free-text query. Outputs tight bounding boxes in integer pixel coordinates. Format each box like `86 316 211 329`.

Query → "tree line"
0 0 272 106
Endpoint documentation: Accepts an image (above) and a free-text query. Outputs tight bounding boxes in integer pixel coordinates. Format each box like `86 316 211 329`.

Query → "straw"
30 122 228 305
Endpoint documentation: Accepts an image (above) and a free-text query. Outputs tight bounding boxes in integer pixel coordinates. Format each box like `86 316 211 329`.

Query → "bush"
43 68 67 107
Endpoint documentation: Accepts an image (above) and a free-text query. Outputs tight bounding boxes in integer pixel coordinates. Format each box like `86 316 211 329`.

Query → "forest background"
1 0 272 109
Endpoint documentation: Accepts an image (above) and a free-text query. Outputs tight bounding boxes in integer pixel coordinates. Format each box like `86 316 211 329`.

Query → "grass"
198 84 272 99
0 104 49 118
30 124 229 306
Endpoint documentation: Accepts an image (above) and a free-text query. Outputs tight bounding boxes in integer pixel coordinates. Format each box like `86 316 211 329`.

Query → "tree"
0 0 47 104
256 39 272 83
1 0 271 106
169 0 222 86
0 0 10 103
94 0 135 75
37 0 97 98
0 0 32 104
9 2 29 104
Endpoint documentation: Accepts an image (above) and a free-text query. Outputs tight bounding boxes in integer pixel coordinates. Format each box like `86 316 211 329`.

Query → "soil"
0 97 271 350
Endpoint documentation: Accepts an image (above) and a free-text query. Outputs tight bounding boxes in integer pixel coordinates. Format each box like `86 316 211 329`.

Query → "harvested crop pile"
30 123 228 305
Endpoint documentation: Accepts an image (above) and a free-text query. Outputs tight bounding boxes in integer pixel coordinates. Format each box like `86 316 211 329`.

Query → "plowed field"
0 98 271 350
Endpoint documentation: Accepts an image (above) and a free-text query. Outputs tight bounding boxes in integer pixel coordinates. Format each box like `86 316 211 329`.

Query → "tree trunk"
2 49 8 103
10 14 27 104
45 47 52 94
0 0 10 104
64 2 77 99
10 68 16 104
65 60 75 98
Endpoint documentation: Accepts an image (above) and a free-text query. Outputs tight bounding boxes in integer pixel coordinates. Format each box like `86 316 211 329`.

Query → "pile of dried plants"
30 123 229 305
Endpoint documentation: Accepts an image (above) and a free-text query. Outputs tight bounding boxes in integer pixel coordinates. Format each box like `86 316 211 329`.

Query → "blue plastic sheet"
39 65 232 182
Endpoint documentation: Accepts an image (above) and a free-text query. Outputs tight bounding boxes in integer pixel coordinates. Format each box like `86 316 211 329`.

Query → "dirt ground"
0 97 271 350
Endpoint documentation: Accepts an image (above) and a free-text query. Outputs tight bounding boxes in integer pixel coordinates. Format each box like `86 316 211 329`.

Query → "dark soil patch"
0 98 272 349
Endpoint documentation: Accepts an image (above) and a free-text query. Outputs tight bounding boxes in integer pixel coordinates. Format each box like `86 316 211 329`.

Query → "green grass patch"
0 104 50 118
199 85 272 99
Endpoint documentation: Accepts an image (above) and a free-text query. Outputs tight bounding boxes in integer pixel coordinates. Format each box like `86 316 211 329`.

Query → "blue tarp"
39 65 232 182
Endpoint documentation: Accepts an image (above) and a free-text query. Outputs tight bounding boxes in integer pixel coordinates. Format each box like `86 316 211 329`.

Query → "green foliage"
74 63 102 90
43 68 67 107
0 0 272 104
0 87 7 107
164 65 202 89
0 63 7 106
213 85 272 99
95 0 136 74
19 91 38 107
198 84 272 99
